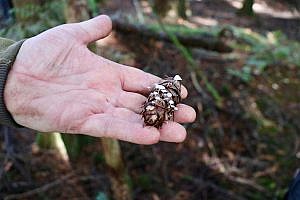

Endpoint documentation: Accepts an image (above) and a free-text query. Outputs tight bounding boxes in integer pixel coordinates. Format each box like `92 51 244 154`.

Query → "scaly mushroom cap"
142 75 182 128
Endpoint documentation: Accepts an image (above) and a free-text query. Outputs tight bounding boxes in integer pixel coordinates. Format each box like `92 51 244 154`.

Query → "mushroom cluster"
142 75 182 128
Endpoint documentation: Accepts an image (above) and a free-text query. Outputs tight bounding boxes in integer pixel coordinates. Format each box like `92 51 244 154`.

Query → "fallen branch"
226 175 267 193
187 177 247 200
190 71 211 102
112 18 232 53
4 172 75 200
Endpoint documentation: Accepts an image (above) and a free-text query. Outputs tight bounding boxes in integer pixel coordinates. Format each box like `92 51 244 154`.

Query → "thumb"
76 15 112 44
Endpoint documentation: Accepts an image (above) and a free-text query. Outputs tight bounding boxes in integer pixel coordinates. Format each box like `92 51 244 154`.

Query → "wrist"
0 40 26 127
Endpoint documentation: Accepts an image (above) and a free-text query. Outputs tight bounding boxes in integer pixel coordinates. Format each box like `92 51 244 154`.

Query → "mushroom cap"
174 75 182 81
155 84 165 90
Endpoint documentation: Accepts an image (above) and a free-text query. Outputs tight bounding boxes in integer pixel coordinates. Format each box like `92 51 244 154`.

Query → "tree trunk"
152 0 172 18
177 0 187 19
237 0 254 16
65 0 90 23
101 138 132 200
152 0 190 20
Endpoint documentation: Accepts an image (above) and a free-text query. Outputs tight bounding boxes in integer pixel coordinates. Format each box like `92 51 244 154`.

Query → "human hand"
4 15 196 144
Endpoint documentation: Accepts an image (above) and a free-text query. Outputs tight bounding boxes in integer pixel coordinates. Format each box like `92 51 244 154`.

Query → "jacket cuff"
0 40 26 128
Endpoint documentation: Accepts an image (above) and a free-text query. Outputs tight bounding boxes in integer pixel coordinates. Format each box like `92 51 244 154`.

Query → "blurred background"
0 0 300 199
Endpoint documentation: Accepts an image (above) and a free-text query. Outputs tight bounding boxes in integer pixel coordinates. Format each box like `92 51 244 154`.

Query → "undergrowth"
0 0 65 40
227 28 300 82
138 22 300 83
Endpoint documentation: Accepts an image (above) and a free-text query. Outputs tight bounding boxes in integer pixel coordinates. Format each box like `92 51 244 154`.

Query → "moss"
147 23 221 37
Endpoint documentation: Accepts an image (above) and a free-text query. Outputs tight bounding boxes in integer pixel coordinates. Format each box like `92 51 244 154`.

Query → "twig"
206 136 226 174
190 71 209 101
225 175 267 193
188 177 247 200
4 172 75 200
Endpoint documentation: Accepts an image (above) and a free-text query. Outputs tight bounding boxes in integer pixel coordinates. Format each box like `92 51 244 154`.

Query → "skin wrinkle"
114 91 124 109
54 91 114 131
12 69 48 82
119 66 149 94
52 25 80 43
52 68 91 82
12 70 103 96
56 44 77 66
119 65 126 91
48 88 101 99
15 68 93 88
109 107 123 119
52 72 90 87
45 98 91 132
9 73 79 107
17 41 52 74
84 72 117 92
109 107 141 123
12 69 122 112
49 46 76 77
78 24 95 44
102 116 114 138
118 91 146 113
12 96 44 128
27 87 108 131
65 114 92 134
58 104 94 133
110 118 138 142
8 79 49 118
27 34 79 78
51 89 108 112
51 103 68 132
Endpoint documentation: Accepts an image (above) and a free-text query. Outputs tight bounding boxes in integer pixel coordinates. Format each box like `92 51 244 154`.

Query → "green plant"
95 192 109 200
227 66 252 82
227 29 300 83
147 23 221 37
0 0 65 40
36 132 69 161
87 0 99 17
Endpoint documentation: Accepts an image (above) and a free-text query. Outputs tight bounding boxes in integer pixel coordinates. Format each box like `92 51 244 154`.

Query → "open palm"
4 15 196 144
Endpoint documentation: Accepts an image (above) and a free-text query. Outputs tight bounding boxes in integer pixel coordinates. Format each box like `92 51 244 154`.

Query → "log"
112 18 232 53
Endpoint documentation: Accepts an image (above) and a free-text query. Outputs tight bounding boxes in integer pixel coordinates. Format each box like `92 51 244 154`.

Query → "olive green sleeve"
0 37 25 128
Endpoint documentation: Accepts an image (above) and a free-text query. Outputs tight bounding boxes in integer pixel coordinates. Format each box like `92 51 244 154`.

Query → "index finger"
119 65 188 98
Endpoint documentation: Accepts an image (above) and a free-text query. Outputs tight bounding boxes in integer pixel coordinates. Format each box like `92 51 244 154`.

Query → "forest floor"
1 0 300 200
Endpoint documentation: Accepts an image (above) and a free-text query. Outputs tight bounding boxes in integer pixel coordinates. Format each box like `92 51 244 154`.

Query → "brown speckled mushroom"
142 75 182 128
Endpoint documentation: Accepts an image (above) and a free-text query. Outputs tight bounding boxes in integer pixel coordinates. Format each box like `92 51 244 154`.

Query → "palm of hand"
4 16 196 144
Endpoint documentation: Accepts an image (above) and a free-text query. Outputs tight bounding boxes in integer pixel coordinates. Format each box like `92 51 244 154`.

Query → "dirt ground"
1 0 300 199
